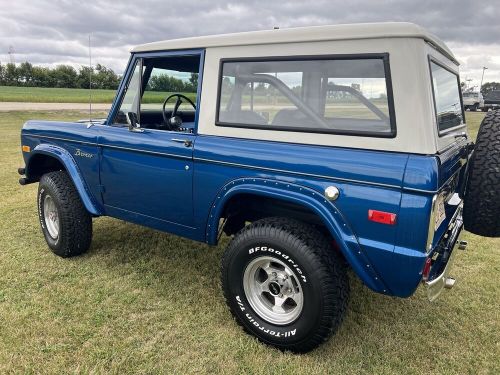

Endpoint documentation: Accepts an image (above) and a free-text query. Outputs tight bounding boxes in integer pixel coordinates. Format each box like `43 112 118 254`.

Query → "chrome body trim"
425 204 463 301
426 194 438 253
194 157 440 193
100 143 192 159
27 134 96 146
29 135 445 194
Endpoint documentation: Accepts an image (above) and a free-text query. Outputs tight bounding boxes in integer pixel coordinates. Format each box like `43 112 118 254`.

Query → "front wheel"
221 217 349 353
38 171 92 257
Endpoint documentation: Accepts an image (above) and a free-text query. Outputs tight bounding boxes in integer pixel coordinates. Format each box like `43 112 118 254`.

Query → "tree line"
0 61 120 90
480 82 500 97
147 73 198 93
461 81 500 97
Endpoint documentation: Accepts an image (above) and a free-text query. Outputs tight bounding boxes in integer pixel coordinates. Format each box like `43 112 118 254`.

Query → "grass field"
0 86 197 104
0 86 117 103
0 111 498 374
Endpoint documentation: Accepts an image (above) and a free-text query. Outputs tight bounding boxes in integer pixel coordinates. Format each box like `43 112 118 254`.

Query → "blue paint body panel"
19 49 470 299
20 119 467 297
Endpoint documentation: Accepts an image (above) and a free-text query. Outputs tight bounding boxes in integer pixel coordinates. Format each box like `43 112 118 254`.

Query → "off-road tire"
38 171 92 257
221 217 349 353
463 110 500 237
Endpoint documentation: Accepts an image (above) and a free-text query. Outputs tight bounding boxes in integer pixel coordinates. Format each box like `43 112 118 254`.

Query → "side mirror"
127 112 143 132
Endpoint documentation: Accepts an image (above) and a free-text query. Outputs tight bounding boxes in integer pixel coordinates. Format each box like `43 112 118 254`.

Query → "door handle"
171 138 192 147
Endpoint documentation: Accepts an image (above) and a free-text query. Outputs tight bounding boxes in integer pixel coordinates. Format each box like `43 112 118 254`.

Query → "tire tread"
38 171 92 257
221 217 349 353
463 110 500 237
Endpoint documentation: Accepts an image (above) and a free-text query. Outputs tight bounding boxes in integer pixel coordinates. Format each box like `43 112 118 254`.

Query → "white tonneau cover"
132 22 457 64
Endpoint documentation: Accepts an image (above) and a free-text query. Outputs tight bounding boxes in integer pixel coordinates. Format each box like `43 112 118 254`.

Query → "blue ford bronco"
18 23 500 352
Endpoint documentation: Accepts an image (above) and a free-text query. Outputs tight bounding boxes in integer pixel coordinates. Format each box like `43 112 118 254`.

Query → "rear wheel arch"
206 178 389 293
206 180 347 246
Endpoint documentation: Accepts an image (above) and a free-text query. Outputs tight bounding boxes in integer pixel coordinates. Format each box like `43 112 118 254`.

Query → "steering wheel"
162 94 196 130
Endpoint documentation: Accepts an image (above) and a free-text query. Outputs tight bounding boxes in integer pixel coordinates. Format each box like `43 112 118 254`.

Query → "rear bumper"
425 204 464 301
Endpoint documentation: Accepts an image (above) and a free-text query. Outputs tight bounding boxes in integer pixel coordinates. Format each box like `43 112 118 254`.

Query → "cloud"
0 0 499 86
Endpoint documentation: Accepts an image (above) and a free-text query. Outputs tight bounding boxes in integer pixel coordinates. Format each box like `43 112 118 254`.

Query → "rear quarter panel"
192 135 427 296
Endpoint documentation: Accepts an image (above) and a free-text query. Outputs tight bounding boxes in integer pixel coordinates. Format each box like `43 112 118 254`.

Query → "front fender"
206 178 390 294
26 143 101 216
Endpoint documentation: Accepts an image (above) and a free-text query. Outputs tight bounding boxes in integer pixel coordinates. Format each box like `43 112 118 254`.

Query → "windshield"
430 61 464 133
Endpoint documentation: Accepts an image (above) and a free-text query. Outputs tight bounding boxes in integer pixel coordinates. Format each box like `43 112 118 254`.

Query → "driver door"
98 51 202 230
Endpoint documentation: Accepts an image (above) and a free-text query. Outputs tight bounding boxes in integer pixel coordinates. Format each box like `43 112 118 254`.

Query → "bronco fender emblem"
74 149 94 158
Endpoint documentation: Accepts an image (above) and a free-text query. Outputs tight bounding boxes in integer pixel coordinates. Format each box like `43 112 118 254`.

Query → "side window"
429 61 464 133
113 54 201 131
143 68 198 112
236 74 302 124
324 78 389 120
217 56 395 136
114 61 142 125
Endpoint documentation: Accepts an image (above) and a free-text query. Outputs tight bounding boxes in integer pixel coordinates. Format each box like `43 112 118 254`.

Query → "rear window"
216 55 396 137
429 60 464 133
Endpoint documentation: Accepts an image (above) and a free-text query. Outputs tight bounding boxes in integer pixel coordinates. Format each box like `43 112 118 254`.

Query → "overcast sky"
1 0 499 89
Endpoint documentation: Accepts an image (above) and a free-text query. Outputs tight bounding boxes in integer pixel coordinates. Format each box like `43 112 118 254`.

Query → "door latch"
171 138 193 147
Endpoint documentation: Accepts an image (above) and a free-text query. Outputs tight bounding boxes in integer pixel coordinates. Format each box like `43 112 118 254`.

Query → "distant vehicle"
462 91 484 111
483 90 500 111
18 22 500 353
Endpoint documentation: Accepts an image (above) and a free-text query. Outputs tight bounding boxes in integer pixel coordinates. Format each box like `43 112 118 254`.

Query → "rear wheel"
463 110 500 237
221 217 349 353
38 171 93 257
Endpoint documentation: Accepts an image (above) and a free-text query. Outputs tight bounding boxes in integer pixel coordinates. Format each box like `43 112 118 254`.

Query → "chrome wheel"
43 195 60 239
243 256 304 325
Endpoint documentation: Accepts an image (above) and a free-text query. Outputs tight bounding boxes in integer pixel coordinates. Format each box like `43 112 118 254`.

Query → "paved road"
0 102 111 111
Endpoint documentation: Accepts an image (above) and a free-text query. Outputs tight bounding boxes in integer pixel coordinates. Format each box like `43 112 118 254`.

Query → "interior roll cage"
225 72 390 127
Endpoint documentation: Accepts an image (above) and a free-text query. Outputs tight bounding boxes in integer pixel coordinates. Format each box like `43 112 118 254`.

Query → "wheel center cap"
268 282 281 296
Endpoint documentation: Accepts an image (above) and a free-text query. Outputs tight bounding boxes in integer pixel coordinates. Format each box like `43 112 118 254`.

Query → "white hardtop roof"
132 22 457 64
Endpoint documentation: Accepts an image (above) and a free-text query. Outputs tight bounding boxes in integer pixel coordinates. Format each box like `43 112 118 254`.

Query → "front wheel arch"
26 145 101 216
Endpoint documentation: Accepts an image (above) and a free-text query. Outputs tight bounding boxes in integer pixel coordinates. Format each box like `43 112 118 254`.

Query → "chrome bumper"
425 205 465 302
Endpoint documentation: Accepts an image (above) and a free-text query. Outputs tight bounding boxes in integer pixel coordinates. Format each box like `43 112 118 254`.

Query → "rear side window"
429 60 464 133
216 55 396 137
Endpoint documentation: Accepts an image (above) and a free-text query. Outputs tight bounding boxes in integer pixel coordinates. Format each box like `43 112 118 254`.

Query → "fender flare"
206 178 390 293
26 143 102 216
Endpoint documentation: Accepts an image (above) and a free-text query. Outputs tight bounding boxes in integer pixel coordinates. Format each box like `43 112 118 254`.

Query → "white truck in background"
462 91 484 111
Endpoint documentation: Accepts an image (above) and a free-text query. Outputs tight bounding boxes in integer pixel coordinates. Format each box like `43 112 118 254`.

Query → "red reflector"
368 209 397 225
422 258 432 281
